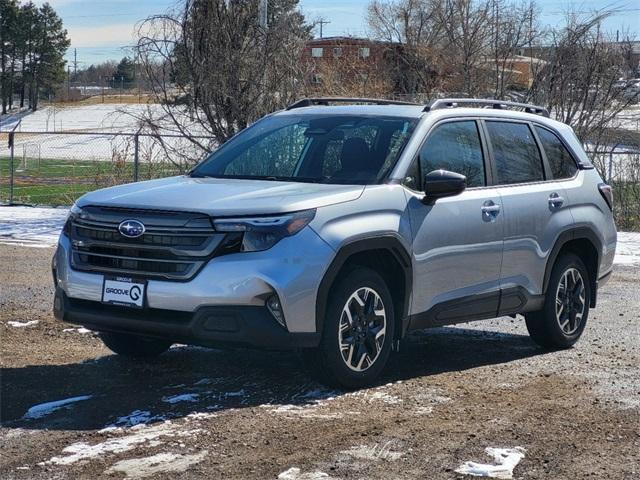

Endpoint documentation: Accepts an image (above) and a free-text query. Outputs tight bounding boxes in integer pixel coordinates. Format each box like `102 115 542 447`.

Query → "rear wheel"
525 253 591 349
100 331 172 358
304 267 395 389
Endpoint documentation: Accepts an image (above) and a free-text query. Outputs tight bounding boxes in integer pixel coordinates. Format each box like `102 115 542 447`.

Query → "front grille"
69 206 234 281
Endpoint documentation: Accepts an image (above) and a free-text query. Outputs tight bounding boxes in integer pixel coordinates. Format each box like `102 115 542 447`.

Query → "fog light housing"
266 294 286 329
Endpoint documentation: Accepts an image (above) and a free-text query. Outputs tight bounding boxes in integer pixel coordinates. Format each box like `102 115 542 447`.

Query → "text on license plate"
102 277 146 308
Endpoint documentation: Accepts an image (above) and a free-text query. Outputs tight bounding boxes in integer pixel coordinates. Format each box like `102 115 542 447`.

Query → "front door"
405 120 504 327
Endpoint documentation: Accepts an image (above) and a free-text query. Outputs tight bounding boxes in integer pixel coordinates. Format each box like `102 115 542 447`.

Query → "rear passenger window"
419 121 485 187
535 126 578 179
486 121 544 185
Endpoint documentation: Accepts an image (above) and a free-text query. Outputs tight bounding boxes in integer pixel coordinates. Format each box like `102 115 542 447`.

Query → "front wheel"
100 331 172 358
304 267 395 389
525 253 591 349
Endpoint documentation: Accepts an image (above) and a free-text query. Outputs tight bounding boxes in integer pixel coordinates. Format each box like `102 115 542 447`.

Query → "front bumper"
53 226 336 335
54 288 319 349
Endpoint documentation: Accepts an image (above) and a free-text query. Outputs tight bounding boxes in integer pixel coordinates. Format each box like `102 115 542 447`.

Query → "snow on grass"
0 206 68 247
455 447 526 479
7 320 39 328
104 450 209 479
614 232 640 266
23 395 92 420
278 467 331 479
42 421 201 466
162 393 200 404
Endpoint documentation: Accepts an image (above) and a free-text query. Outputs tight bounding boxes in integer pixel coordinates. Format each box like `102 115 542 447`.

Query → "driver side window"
414 121 486 188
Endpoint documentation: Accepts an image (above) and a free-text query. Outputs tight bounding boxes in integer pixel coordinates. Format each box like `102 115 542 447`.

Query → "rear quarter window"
535 126 578 179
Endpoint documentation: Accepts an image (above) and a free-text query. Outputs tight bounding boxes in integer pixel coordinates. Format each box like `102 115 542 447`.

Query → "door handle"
481 205 501 213
481 200 501 221
548 193 564 208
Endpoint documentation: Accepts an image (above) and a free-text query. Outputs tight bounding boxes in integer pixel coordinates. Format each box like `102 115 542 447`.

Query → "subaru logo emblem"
118 220 145 238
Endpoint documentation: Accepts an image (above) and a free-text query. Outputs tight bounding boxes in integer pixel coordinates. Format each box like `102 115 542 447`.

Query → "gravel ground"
1 244 639 479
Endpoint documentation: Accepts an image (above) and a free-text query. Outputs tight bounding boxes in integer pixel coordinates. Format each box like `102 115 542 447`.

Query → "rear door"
483 120 575 312
405 119 505 327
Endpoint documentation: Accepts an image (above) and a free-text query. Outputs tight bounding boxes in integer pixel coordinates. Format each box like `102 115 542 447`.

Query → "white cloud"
66 23 137 48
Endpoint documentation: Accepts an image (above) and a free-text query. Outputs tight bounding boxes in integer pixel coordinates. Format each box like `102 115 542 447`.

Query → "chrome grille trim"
69 206 229 281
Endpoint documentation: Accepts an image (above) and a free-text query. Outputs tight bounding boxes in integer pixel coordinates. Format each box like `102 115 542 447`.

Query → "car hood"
77 176 365 216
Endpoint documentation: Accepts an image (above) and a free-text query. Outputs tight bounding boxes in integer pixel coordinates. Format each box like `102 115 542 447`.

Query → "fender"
543 226 602 306
315 234 413 339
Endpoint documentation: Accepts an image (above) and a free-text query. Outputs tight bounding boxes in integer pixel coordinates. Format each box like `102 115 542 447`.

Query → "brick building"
303 37 400 95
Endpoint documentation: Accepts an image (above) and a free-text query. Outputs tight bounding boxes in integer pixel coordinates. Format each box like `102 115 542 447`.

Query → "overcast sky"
33 0 640 67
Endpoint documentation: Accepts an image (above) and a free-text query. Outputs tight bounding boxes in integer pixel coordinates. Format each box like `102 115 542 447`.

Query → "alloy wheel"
555 267 586 335
338 287 387 372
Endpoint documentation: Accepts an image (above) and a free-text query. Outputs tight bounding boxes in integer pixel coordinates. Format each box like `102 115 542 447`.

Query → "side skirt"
407 287 545 331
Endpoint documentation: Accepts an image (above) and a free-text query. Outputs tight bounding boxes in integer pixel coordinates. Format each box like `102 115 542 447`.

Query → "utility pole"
317 18 330 39
67 65 71 100
73 48 78 75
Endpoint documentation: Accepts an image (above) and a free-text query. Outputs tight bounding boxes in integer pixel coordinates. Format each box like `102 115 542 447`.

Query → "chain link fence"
0 130 215 206
1 131 638 229
587 149 640 231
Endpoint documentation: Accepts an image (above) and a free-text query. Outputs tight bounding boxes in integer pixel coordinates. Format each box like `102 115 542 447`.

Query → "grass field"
0 157 183 206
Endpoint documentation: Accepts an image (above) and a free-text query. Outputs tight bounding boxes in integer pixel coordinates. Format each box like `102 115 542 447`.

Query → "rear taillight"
598 183 613 211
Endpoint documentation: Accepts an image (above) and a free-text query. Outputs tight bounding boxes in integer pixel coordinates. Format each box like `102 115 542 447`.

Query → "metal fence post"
9 131 15 205
133 133 139 182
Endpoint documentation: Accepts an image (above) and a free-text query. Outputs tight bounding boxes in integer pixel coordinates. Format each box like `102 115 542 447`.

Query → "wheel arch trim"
315 234 413 339
543 226 602 307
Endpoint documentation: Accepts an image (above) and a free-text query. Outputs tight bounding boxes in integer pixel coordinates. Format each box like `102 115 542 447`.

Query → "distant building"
303 37 401 95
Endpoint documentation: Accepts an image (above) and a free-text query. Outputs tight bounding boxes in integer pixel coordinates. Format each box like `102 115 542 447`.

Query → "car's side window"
416 121 486 188
534 126 578 179
486 121 544 185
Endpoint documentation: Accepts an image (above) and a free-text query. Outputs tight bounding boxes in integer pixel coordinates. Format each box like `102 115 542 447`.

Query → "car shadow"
1 325 544 432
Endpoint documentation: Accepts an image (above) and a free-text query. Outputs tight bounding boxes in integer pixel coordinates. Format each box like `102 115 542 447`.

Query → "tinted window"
418 121 485 187
535 126 578 179
486 121 544 185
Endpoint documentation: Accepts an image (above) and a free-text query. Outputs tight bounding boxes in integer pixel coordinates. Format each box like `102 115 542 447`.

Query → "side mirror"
422 169 466 204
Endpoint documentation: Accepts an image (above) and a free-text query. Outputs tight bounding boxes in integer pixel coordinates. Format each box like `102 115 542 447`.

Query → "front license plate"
102 276 146 308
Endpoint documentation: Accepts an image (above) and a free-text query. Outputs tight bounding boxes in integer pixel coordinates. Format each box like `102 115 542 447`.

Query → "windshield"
191 114 417 184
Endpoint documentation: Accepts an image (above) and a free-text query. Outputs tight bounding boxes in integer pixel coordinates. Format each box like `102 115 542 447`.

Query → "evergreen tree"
0 0 68 113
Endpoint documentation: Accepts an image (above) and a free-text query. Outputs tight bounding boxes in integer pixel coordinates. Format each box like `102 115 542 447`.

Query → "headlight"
62 204 83 235
213 209 316 252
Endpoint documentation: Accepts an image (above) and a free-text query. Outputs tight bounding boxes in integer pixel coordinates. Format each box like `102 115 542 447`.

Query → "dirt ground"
1 244 638 479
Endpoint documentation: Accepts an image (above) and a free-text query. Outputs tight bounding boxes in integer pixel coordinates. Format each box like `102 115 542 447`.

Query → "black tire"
304 267 395 389
100 331 172 358
525 253 591 349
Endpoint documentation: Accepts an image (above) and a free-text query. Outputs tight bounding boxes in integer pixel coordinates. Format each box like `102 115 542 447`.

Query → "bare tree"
367 0 446 95
134 0 311 160
528 11 639 150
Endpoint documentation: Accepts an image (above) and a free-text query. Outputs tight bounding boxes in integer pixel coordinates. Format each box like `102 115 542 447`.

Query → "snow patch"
0 207 68 247
42 421 200 465
364 391 402 404
62 327 92 334
7 320 39 328
162 393 200 404
23 395 92 420
278 467 331 479
101 410 167 431
341 441 404 461
455 447 526 479
614 232 640 265
104 450 208 479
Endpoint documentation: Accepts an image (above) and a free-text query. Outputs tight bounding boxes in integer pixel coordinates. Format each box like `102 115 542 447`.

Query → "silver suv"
52 98 617 388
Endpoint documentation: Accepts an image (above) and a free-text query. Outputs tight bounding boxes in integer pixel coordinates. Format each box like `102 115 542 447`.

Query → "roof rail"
286 97 419 110
424 98 550 117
